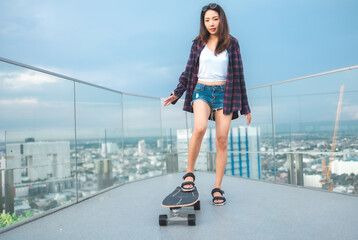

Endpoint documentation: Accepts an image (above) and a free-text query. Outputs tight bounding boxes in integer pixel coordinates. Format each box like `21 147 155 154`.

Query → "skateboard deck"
159 186 200 226
162 186 199 208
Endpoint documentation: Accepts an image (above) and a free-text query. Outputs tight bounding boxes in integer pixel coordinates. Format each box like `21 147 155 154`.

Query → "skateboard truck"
159 201 200 226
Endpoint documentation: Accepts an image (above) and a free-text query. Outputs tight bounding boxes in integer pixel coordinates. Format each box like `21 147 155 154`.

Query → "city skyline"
1 118 358 144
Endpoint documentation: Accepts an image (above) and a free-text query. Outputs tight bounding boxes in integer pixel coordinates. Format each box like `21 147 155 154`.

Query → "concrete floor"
1 171 358 240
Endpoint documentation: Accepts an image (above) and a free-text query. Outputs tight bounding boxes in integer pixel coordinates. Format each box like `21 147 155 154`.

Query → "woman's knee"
216 135 228 149
193 125 207 138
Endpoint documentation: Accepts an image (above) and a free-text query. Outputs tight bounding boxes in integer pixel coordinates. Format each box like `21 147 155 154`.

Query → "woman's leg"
182 100 211 188
213 109 232 202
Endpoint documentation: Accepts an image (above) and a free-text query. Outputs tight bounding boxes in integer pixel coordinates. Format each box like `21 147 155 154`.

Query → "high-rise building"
0 155 5 169
176 128 211 171
227 127 261 179
176 126 261 179
157 139 163 149
5 140 71 184
303 174 322 188
331 159 358 175
101 142 119 157
138 140 146 155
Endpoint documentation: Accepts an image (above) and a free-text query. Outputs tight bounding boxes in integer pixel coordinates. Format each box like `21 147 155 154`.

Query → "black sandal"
211 188 226 206
181 172 196 192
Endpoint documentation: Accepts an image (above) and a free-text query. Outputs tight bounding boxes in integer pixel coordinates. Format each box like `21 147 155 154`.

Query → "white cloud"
342 105 358 120
55 62 177 97
1 70 57 90
0 98 38 105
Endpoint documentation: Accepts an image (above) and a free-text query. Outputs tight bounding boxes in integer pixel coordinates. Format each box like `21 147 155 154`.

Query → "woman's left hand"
245 113 252 125
163 92 178 106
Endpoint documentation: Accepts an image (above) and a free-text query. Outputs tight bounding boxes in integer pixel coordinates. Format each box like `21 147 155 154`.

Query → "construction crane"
321 85 344 191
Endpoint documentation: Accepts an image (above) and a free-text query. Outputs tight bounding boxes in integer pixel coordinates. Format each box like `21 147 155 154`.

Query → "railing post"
257 127 261 180
185 112 190 150
296 153 304 186
230 129 234 175
270 85 277 182
165 153 178 173
0 170 3 213
5 169 14 214
207 152 216 172
73 81 79 203
121 94 125 165
287 153 304 186
287 153 296 185
159 99 164 174
96 160 113 190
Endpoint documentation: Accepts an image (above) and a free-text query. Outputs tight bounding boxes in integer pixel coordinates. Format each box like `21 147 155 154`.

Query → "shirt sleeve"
171 42 196 105
236 41 251 115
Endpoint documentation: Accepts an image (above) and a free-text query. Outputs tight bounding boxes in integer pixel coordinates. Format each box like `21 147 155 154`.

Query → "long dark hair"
194 3 230 55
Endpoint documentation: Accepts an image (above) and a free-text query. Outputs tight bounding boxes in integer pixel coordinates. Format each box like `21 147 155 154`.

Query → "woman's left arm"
236 41 251 125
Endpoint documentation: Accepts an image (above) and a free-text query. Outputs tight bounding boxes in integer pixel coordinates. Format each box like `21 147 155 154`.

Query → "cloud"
342 105 358 120
1 70 57 90
0 98 38 105
58 62 178 97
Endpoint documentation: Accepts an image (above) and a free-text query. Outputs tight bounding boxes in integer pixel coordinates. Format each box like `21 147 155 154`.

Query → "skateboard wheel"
194 201 200 210
188 214 196 226
159 214 168 226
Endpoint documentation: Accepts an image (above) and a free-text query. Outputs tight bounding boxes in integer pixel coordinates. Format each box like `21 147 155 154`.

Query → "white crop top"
198 45 229 82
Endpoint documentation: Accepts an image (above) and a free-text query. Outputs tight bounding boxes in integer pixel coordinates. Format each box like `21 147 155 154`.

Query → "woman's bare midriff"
198 80 226 86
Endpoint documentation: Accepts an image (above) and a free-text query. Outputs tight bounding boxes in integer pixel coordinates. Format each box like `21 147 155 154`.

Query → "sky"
1 0 358 141
1 0 358 98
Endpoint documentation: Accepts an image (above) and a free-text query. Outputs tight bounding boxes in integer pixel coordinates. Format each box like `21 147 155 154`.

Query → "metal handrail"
0 57 159 100
247 65 358 90
1 56 358 97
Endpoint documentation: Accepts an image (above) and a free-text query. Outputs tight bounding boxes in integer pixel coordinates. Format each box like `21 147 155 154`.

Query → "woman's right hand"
163 92 178 106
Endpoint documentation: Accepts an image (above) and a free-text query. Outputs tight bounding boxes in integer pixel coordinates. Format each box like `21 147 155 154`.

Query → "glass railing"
267 68 358 192
1 56 357 231
0 58 167 231
161 66 358 194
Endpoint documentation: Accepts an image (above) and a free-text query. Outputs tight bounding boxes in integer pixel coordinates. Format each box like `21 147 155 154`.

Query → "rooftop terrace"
2 171 358 240
1 58 358 239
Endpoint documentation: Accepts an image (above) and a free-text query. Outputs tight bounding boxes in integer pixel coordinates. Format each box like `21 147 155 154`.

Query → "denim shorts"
191 83 225 111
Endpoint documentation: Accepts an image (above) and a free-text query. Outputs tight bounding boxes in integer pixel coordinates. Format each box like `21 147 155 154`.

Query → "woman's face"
204 9 220 36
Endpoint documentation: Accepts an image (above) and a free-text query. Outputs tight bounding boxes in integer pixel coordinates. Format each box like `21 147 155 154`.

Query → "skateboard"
159 186 200 226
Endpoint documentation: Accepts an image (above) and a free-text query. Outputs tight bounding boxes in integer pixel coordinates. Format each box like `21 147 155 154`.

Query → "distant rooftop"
344 158 358 162
1 171 358 240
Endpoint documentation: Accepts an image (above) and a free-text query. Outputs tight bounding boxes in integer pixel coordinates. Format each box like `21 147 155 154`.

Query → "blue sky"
0 0 357 98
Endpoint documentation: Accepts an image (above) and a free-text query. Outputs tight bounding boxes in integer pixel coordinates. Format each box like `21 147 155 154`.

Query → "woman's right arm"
165 42 196 106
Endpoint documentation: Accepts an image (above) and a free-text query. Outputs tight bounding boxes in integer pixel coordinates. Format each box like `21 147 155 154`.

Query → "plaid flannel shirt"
171 36 251 121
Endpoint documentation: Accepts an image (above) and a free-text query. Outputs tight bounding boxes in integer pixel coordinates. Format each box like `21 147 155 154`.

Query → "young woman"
164 3 251 206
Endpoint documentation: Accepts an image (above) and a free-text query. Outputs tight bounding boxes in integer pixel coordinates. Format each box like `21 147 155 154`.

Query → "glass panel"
161 99 189 173
122 95 162 182
224 151 274 181
241 86 274 180
272 68 358 193
75 83 123 199
272 69 358 151
258 152 275 181
269 152 358 195
0 62 76 225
